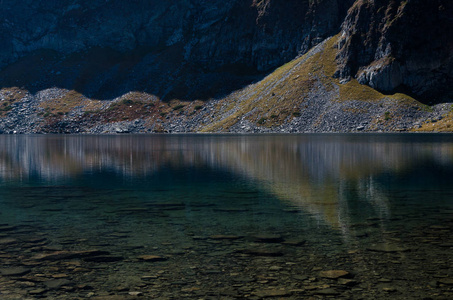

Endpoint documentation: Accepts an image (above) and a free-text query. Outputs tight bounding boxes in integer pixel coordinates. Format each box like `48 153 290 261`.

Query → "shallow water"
0 134 452 299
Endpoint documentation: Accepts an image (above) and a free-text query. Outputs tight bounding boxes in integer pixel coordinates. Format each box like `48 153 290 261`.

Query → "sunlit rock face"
335 0 453 104
0 0 353 100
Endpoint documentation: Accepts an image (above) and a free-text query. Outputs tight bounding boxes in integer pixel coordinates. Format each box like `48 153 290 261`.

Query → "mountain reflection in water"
0 134 452 231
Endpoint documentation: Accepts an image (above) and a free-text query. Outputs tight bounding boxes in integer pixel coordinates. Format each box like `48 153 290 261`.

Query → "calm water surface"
0 134 452 299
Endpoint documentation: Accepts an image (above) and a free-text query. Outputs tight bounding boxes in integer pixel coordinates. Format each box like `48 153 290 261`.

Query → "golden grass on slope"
200 34 429 132
338 79 384 102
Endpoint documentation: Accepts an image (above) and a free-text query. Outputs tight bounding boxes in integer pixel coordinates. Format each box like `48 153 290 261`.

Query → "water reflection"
0 134 452 299
1 134 452 230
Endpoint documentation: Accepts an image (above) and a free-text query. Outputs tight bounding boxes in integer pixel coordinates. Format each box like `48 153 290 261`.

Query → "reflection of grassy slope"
200 35 439 132
208 138 453 227
205 140 354 228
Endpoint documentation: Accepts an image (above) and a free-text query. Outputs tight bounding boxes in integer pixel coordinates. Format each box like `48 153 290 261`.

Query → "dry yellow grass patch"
39 90 103 116
413 111 453 132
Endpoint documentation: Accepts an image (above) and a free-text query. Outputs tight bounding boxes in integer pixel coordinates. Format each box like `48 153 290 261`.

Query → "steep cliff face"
0 0 354 100
335 0 453 104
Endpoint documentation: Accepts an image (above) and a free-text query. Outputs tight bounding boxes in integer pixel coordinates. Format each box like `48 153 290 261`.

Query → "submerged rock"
314 288 340 296
137 255 167 262
319 270 350 279
366 244 411 253
0 266 31 276
0 238 18 245
83 255 124 262
209 235 243 240
236 248 284 257
44 279 72 289
28 288 47 295
253 234 284 243
281 239 306 246
0 225 17 232
253 289 291 298
438 278 453 285
32 250 111 261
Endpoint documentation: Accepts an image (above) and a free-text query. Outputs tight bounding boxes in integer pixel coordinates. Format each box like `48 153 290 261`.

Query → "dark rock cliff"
0 0 354 100
335 0 453 104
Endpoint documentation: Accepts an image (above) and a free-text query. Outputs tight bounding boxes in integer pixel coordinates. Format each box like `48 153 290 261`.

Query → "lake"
0 134 452 299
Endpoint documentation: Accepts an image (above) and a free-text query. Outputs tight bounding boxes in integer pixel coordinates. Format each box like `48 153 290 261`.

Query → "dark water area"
0 134 452 299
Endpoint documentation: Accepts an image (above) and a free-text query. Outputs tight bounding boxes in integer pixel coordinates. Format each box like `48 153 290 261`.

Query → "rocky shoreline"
0 86 451 135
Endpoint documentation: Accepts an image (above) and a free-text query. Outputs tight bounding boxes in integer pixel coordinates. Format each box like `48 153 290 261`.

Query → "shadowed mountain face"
0 0 451 105
0 0 354 100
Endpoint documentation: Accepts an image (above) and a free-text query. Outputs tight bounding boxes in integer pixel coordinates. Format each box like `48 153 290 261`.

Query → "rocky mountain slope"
335 0 453 104
0 0 452 133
